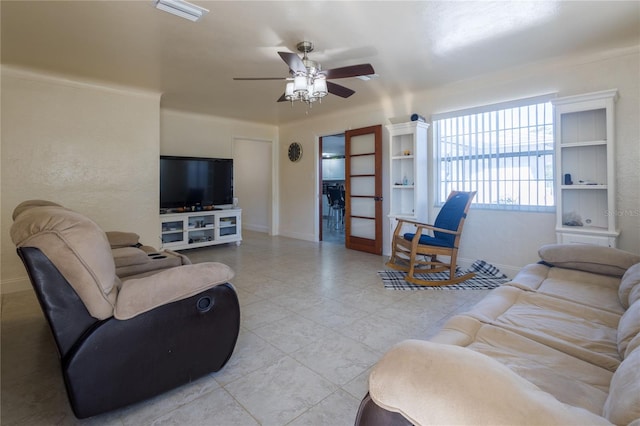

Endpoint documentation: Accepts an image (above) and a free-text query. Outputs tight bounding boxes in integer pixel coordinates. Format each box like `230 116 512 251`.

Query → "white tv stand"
160 209 242 250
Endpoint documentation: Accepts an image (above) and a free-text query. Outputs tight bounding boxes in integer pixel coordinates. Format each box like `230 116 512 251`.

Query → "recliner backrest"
11 203 119 320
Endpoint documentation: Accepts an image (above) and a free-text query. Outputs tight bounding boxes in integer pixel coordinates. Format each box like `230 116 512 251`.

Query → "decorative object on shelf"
288 142 303 162
563 211 583 227
410 113 426 122
233 41 375 106
564 173 573 185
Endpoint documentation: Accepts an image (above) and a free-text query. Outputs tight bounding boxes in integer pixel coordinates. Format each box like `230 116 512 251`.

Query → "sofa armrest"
538 244 640 277
369 339 611 425
114 262 234 320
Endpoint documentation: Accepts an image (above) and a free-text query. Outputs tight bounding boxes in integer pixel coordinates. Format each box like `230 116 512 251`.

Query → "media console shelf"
160 209 242 250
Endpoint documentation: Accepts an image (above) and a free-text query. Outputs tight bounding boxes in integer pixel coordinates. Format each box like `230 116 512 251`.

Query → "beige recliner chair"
11 200 240 418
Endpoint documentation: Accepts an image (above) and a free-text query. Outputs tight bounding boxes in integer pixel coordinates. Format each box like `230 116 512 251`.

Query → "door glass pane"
351 176 375 196
351 155 375 175
351 217 375 239
351 197 375 218
351 134 375 154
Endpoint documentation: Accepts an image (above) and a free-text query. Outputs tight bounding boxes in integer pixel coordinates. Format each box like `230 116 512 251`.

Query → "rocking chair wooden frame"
386 191 476 286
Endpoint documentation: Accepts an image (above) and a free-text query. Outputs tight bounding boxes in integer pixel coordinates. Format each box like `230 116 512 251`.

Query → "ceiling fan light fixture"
153 0 208 22
285 82 295 100
313 77 327 97
232 41 374 107
293 75 307 93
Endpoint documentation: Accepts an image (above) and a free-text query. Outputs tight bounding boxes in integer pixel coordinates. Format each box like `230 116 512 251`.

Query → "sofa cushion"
462 286 621 371
508 263 623 314
369 339 612 426
11 204 118 320
624 333 640 359
603 345 640 425
619 263 640 309
538 244 640 277
617 299 640 359
432 315 613 415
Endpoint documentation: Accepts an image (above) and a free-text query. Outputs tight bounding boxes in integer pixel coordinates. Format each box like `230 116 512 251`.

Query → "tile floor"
1 231 490 425
321 216 344 245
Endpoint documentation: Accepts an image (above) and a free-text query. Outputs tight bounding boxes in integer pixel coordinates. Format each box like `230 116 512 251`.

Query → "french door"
344 125 382 254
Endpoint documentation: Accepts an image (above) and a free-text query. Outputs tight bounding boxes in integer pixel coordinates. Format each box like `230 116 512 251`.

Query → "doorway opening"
319 133 345 244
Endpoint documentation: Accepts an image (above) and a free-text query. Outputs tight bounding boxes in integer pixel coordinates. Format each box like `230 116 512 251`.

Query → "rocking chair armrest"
414 224 460 236
394 219 460 237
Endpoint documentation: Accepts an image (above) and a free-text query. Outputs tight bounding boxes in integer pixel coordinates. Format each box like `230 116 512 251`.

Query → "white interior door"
234 138 272 233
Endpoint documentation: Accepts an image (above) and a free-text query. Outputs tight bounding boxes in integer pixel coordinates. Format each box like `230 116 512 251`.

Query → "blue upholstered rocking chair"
386 191 476 286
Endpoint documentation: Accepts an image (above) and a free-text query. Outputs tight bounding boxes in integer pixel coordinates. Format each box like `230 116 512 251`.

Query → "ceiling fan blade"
278 51 306 74
321 63 375 79
277 93 288 102
233 77 287 81
327 81 355 98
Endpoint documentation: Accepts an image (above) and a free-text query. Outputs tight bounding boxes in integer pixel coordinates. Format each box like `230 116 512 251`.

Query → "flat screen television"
160 156 233 209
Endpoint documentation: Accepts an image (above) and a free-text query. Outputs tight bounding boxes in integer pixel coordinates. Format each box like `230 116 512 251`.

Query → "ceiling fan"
233 41 375 105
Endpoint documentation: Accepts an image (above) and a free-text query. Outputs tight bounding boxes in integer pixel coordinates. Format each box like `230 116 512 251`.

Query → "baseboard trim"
243 224 270 233
1 276 32 294
278 229 316 242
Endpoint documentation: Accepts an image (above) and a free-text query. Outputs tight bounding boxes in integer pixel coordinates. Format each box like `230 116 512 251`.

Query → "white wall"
278 47 640 275
1 66 161 293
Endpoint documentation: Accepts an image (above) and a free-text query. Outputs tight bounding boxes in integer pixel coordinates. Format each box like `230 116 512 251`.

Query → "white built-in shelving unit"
552 89 618 247
386 121 429 251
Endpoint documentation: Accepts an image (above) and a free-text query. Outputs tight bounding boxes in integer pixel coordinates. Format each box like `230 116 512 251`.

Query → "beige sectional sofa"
359 244 640 425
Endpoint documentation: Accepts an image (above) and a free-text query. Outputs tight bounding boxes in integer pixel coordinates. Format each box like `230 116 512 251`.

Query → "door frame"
316 129 347 242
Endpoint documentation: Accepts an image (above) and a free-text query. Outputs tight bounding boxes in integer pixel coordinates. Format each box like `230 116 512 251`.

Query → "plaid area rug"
378 260 510 290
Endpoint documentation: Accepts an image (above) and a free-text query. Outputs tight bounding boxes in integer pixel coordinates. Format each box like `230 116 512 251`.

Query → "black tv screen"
160 156 233 209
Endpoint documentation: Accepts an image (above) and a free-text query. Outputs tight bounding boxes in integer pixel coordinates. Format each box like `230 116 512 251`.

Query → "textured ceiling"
2 1 639 125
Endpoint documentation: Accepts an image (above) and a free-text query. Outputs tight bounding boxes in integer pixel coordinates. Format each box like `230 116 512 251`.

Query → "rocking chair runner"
386 191 476 286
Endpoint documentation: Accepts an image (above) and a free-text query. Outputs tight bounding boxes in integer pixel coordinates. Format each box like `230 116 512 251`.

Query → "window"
433 96 555 211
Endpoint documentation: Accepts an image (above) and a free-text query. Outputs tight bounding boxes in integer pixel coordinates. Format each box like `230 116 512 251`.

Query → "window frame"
432 94 556 212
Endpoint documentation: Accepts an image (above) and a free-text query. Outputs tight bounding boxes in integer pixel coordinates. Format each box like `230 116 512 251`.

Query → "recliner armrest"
369 339 611 425
114 262 234 320
105 231 141 248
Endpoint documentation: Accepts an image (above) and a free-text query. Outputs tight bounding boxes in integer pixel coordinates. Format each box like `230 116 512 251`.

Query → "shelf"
560 140 607 148
162 229 183 234
561 185 607 190
556 225 618 236
392 185 415 189
391 155 415 160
